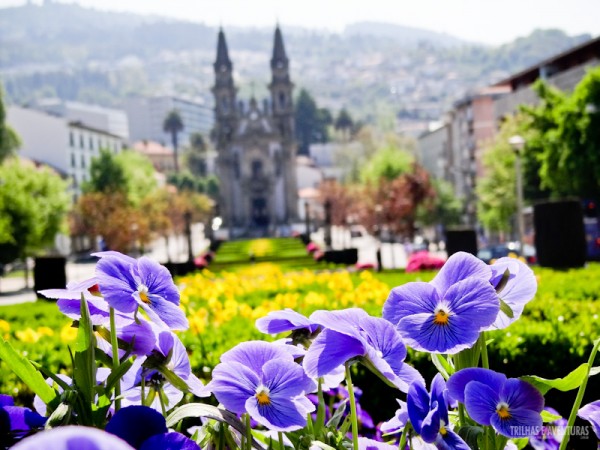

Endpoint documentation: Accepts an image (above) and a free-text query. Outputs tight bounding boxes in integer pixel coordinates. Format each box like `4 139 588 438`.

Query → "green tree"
184 132 208 177
334 108 354 140
294 89 331 155
0 159 70 265
476 114 528 234
115 150 157 206
418 179 463 230
522 66 600 199
0 86 21 163
163 109 184 173
360 145 413 184
83 149 127 195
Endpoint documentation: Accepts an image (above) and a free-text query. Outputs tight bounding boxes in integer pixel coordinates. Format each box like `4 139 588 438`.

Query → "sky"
0 0 599 45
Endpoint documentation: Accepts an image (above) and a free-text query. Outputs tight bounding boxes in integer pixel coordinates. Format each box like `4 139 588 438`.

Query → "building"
212 27 298 234
132 140 176 173
417 123 448 181
124 96 213 148
493 36 600 120
7 106 125 198
32 98 130 140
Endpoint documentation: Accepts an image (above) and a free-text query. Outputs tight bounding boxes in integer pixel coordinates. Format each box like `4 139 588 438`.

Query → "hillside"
0 2 592 126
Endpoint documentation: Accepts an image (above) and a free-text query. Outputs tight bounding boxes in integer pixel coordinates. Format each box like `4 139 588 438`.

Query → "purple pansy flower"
487 257 537 330
357 437 397 450
12 426 135 450
529 407 566 450
578 400 600 440
256 309 319 334
383 252 499 354
447 368 544 437
93 252 188 330
140 432 200 450
303 308 423 392
407 374 469 449
0 394 46 443
380 399 409 435
207 341 315 432
121 331 207 412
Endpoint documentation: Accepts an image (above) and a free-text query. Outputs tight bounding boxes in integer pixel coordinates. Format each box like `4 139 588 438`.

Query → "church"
212 27 298 236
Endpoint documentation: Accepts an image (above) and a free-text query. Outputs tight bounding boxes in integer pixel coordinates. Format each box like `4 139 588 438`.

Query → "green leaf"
541 409 563 423
0 338 56 404
499 297 514 319
431 353 454 378
511 438 529 450
45 402 72 428
160 366 191 393
326 399 348 428
166 404 262 449
495 269 511 294
72 294 97 425
521 363 591 395
105 359 133 393
457 425 483 450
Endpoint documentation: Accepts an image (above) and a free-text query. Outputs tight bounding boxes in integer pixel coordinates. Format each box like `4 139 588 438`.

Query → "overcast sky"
1 0 599 45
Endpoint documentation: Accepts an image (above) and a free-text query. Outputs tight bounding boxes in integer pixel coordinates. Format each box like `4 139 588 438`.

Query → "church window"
252 160 263 178
279 92 286 109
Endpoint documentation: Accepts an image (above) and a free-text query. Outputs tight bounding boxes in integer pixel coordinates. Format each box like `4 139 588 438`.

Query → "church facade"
212 27 298 235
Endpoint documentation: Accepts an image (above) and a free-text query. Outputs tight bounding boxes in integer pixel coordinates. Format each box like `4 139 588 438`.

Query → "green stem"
278 431 284 450
109 308 121 411
315 378 325 436
558 338 600 450
398 422 411 450
245 413 253 450
141 376 146 406
345 363 359 450
479 332 490 369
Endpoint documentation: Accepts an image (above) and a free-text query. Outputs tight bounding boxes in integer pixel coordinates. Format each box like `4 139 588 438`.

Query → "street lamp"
304 201 311 237
375 204 383 272
509 135 526 253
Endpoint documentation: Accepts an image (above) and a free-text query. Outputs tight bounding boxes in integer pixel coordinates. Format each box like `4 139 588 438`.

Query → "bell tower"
212 28 237 148
269 26 294 140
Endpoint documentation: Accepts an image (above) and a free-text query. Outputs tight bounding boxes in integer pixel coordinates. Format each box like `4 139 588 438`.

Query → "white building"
417 123 448 181
7 106 126 199
124 96 213 148
32 98 130 140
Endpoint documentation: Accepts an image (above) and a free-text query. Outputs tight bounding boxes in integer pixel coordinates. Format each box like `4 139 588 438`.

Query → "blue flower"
380 399 409 435
303 308 423 391
383 252 499 354
447 368 544 437
529 407 566 450
255 308 319 334
578 400 600 440
407 374 469 449
139 432 200 450
94 252 187 330
487 257 537 330
206 341 315 431
12 426 135 450
357 437 398 450
0 394 46 445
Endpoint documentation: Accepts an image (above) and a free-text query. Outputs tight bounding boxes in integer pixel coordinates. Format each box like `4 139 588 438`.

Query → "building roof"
68 121 124 139
492 35 600 89
133 140 173 156
215 28 232 70
271 26 288 66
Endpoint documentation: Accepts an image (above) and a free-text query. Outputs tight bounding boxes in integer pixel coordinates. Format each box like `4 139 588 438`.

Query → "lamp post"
375 204 383 272
304 201 311 237
509 135 526 253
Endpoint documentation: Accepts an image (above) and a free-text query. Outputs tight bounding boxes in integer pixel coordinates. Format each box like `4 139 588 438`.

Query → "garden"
0 237 599 449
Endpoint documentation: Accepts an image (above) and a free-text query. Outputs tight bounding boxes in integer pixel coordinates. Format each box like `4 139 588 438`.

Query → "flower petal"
12 426 135 450
383 282 440 327
138 257 180 305
105 405 167 448
220 341 292 373
309 308 368 336
430 252 491 295
464 381 499 426
407 381 431 434
262 359 315 397
303 329 365 378
501 379 544 414
140 295 189 330
245 395 308 432
256 309 318 334
95 256 138 313
447 368 507 404
490 408 543 437
208 361 260 414
139 432 200 450
445 277 500 330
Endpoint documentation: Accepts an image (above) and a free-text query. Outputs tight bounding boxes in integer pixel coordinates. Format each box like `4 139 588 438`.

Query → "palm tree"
163 109 184 173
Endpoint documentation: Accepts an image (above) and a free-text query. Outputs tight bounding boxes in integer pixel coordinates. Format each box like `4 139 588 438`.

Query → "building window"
251 159 263 178
89 137 94 150
71 153 76 167
81 154 85 168
80 134 85 148
69 132 75 147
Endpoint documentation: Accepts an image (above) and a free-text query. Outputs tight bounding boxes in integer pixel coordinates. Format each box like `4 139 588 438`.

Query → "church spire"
215 28 232 71
271 25 288 69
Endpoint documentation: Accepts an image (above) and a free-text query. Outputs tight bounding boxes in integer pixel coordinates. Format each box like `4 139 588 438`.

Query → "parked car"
477 243 536 265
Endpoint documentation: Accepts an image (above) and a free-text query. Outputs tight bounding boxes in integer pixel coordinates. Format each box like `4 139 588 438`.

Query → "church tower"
212 27 298 236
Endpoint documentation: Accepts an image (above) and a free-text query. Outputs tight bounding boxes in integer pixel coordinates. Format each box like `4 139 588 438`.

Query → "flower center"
255 385 271 406
138 285 151 304
439 420 448 436
433 306 450 325
496 402 511 420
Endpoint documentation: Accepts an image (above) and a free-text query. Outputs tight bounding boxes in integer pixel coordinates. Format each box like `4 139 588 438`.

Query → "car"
477 243 536 265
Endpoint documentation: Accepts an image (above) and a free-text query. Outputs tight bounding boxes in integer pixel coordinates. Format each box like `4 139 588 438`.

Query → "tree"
418 179 463 231
83 149 127 195
0 86 21 163
163 109 184 173
360 145 413 184
115 150 158 206
522 66 600 199
184 132 208 177
334 108 355 141
0 159 70 265
294 89 332 155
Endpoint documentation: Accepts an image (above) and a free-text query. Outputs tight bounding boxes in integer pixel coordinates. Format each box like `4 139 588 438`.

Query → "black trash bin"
445 228 478 257
34 256 67 299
